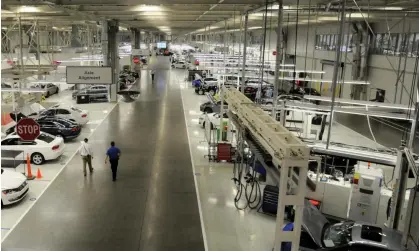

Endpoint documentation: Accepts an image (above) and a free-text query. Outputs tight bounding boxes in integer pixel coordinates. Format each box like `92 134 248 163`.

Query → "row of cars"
2 82 60 98
71 70 139 102
2 104 89 165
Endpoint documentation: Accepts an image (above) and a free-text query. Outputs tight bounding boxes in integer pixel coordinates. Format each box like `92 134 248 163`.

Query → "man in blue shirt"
105 141 121 181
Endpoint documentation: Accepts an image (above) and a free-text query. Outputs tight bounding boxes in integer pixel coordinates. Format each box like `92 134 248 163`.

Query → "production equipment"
348 164 383 223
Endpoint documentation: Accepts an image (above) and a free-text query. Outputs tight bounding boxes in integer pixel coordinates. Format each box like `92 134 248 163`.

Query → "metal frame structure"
223 86 309 251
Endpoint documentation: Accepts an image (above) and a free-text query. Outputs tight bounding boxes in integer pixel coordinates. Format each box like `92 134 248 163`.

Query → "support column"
134 29 141 49
102 20 119 102
71 25 82 47
326 0 346 149
272 1 284 119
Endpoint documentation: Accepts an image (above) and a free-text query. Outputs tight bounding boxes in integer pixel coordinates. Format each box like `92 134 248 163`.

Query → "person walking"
79 138 93 176
105 141 121 181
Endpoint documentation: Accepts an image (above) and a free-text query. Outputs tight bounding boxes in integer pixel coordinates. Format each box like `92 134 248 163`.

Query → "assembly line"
2 1 419 251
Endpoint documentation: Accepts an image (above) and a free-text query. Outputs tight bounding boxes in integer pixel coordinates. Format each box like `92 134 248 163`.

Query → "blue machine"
192 79 202 87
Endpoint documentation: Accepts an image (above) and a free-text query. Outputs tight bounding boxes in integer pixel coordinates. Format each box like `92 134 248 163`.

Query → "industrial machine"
348 164 383 223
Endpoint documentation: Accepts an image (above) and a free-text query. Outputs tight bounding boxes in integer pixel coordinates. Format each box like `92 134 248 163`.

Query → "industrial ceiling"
2 0 419 36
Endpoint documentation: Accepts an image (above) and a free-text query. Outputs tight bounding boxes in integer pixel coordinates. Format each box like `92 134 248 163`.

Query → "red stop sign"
16 118 40 141
133 57 140 64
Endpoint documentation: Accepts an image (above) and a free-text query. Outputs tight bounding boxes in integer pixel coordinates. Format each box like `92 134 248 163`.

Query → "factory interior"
1 0 419 251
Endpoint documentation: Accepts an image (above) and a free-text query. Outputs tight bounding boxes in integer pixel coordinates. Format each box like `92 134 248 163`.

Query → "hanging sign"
272 51 277 56
66 66 112 85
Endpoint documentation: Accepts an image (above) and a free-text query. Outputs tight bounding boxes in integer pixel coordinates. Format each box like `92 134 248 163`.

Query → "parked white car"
172 61 188 69
1 132 65 165
1 168 29 206
33 105 89 125
199 112 229 129
202 77 218 86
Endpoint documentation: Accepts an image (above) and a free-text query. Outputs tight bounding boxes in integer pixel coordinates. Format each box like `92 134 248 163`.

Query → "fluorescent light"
347 13 370 18
381 7 403 10
119 26 128 31
318 17 339 21
134 5 163 12
271 4 291 10
248 26 263 30
17 6 39 13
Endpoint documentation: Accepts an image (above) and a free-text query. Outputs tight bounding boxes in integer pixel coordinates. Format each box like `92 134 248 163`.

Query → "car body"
1 83 11 88
35 105 89 125
245 79 271 87
198 112 229 129
1 169 29 206
223 75 244 87
6 117 81 140
195 84 218 96
31 83 59 97
298 199 404 251
172 61 187 69
1 132 65 165
199 100 228 114
262 95 308 122
72 85 108 100
202 77 218 85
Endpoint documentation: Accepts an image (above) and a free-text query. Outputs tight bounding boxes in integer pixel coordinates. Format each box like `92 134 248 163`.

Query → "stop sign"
16 118 40 141
133 57 140 64
273 51 277 56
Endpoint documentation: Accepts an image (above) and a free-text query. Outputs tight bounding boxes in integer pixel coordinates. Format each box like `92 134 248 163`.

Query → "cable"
365 105 379 151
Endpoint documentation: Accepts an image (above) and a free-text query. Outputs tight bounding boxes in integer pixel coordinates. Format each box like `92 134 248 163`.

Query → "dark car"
287 199 404 251
6 117 81 140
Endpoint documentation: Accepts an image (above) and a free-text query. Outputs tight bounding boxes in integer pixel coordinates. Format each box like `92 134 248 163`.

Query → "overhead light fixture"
134 5 163 12
380 7 403 11
271 4 291 10
17 6 40 13
119 26 128 31
346 13 370 18
318 17 339 21
248 26 263 30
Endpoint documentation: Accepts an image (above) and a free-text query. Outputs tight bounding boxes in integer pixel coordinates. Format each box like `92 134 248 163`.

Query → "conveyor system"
222 86 309 251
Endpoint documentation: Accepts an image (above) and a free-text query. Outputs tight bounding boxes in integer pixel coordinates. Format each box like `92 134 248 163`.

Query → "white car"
202 77 218 86
199 112 229 129
1 132 65 165
172 61 187 69
1 168 29 206
34 105 89 125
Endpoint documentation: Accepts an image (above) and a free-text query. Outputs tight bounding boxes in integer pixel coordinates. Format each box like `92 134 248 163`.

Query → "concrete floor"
2 57 205 251
2 57 413 251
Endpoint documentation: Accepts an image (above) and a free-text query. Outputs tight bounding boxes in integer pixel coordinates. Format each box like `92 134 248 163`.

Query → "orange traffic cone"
36 168 43 179
26 154 35 180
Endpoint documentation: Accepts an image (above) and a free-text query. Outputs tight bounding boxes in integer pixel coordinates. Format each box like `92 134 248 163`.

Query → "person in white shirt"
79 138 93 176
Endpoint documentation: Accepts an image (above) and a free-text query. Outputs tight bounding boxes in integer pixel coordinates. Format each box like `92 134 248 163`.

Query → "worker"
105 141 121 182
79 138 94 177
151 69 155 82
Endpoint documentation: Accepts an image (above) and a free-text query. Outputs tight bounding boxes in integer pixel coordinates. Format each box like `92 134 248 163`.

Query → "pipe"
241 14 249 94
272 0 284 119
326 0 346 149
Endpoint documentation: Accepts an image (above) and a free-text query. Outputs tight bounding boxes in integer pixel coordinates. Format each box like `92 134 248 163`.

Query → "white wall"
286 22 418 104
